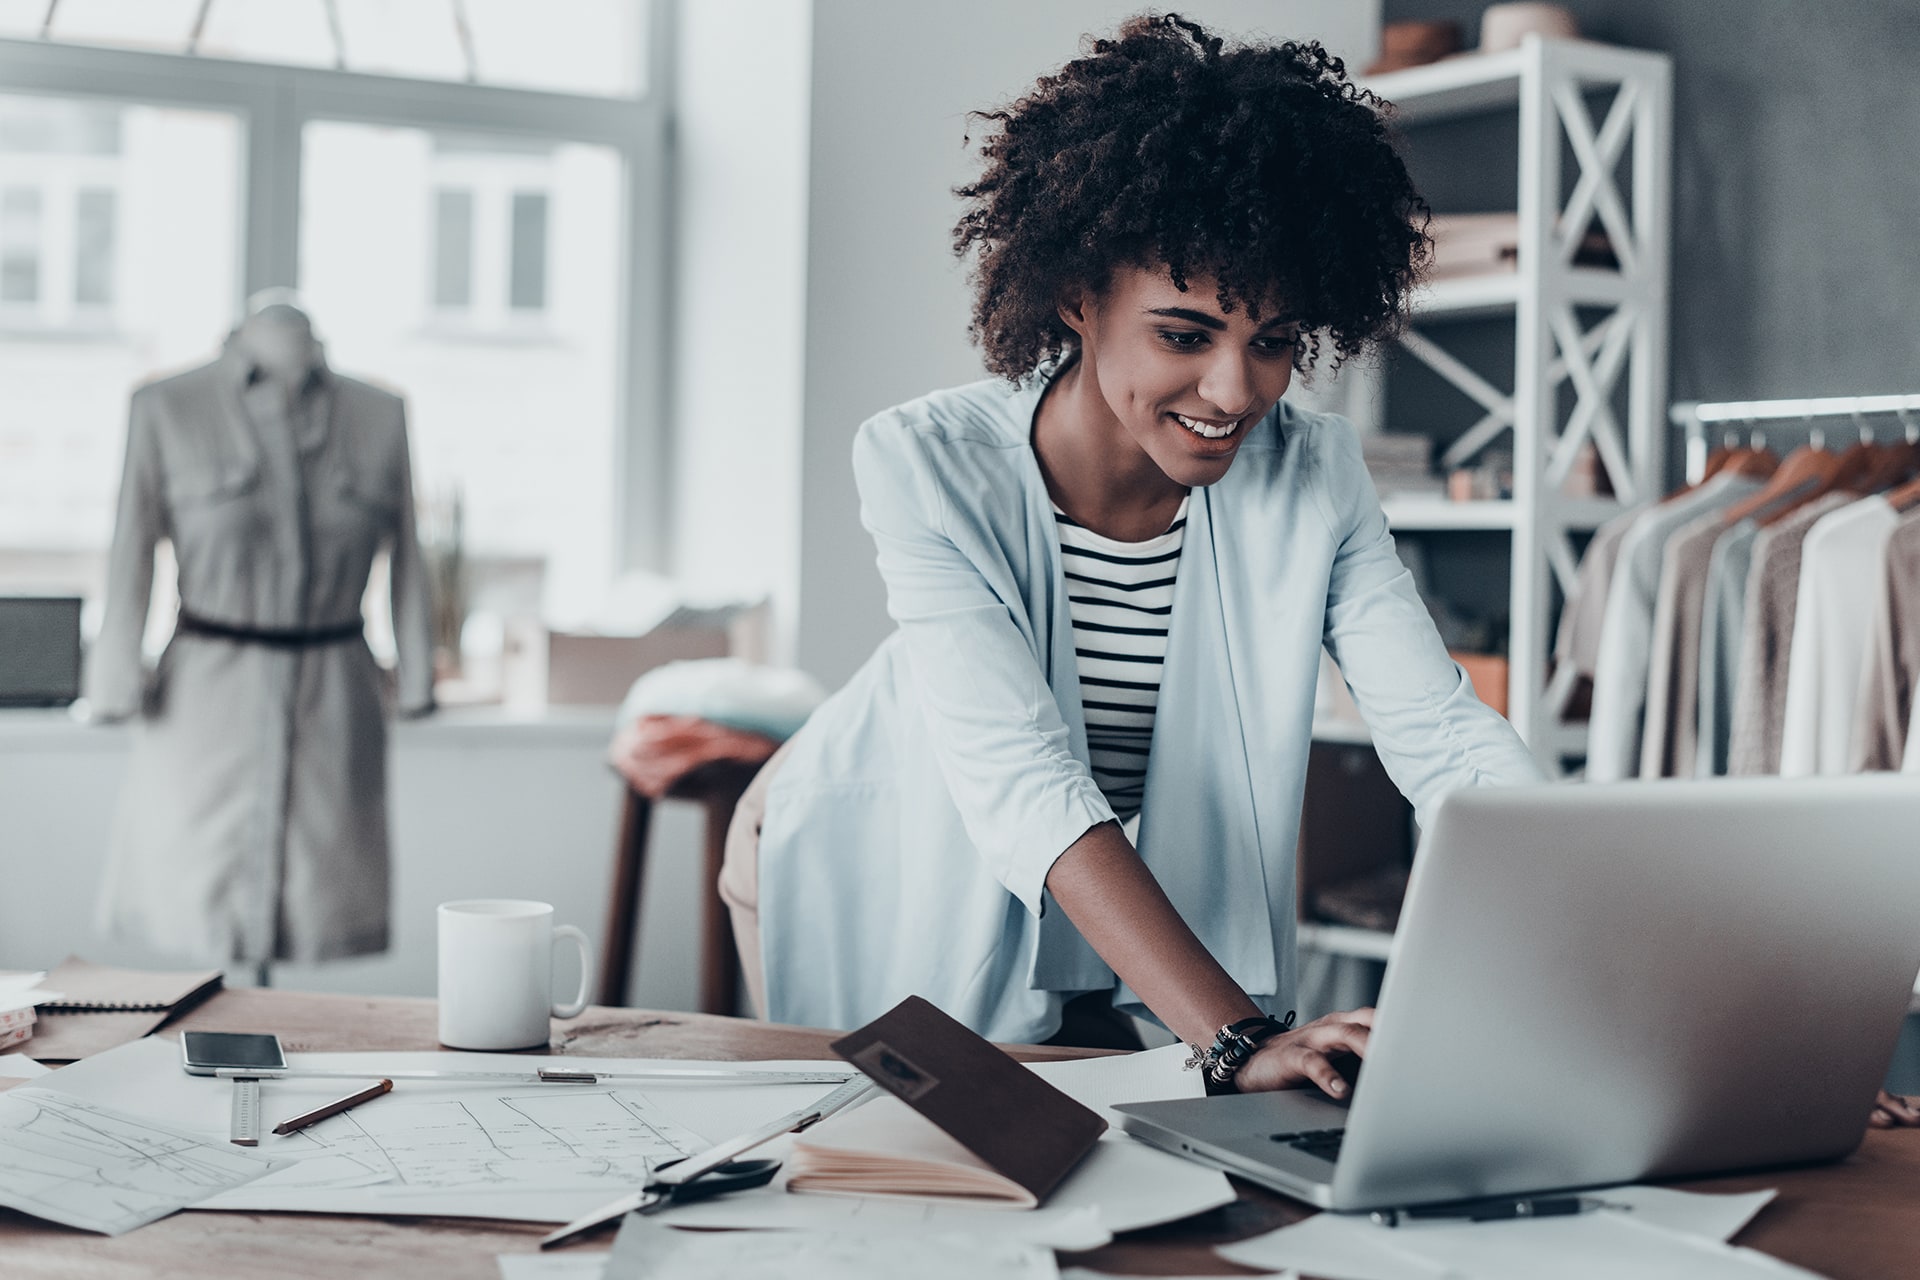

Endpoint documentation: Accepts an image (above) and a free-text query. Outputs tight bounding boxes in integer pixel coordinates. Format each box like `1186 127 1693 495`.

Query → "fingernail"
1329 1079 1346 1094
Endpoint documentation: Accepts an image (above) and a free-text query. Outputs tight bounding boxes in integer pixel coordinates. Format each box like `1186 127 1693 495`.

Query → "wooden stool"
598 757 762 1015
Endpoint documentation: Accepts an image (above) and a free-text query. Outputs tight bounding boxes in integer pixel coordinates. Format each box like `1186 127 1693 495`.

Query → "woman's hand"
1230 1007 1375 1097
1870 1089 1920 1129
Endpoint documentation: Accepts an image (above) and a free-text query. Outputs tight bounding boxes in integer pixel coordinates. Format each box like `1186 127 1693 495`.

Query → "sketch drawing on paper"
254 1088 703 1195
0 1087 276 1235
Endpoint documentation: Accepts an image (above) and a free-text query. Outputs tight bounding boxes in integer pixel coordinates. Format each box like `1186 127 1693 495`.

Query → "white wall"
793 1 1382 686
667 0 813 663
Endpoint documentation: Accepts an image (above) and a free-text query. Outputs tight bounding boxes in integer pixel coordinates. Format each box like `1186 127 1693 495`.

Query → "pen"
1371 1195 1612 1227
272 1078 394 1135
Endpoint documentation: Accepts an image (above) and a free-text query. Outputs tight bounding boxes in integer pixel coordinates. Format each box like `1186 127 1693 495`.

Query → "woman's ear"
1056 288 1093 341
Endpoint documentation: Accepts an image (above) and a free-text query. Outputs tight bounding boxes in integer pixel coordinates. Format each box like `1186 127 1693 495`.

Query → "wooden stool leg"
599 788 654 1007
698 790 744 1017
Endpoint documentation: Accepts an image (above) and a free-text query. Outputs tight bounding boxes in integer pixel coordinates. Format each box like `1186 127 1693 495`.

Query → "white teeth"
1175 413 1240 440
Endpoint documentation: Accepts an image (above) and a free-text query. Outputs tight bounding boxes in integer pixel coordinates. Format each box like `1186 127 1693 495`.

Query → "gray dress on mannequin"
87 317 434 964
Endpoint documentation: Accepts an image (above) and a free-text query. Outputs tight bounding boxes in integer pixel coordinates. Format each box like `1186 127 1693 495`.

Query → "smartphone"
180 1030 287 1075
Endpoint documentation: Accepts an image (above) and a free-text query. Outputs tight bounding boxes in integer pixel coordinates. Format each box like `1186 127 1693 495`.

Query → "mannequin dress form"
89 301 434 974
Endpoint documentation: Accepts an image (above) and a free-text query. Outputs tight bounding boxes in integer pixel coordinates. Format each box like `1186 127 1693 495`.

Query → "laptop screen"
0 596 83 707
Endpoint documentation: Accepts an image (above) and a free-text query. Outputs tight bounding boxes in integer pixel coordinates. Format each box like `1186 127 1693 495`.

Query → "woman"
724 14 1916 1120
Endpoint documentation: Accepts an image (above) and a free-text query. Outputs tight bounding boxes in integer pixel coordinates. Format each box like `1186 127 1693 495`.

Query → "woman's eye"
1254 334 1299 356
1158 330 1207 350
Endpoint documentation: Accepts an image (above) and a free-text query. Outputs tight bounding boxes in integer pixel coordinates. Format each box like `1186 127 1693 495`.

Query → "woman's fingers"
1874 1089 1920 1126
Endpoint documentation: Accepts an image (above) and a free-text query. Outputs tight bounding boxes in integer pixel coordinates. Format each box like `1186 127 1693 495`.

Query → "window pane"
195 0 336 68
508 191 547 311
462 0 648 97
301 121 625 621
0 95 241 584
432 188 473 308
74 188 116 306
48 0 201 53
1 187 41 303
332 0 466 81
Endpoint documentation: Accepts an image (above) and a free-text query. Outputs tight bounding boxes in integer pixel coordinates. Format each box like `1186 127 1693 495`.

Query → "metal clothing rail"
1671 394 1920 484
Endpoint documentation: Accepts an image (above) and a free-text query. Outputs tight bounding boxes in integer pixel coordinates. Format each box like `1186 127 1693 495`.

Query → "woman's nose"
1198 352 1259 418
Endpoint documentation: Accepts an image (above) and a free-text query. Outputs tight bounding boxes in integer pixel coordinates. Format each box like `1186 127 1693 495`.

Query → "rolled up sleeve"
853 417 1114 914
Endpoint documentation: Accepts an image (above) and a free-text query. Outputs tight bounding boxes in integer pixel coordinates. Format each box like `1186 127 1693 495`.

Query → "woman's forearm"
1043 821 1261 1046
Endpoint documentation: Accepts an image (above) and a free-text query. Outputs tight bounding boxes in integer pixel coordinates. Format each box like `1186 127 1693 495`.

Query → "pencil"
272 1078 394 1135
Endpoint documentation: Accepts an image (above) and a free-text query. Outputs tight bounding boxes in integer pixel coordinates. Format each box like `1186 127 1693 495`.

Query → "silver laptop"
1116 777 1920 1212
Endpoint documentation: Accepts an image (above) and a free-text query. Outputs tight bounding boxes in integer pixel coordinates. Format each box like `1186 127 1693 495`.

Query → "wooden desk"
4 989 1917 1279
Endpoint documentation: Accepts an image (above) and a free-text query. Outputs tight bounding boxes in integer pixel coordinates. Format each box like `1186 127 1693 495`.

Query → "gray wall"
794 1 1381 687
1384 0 1920 412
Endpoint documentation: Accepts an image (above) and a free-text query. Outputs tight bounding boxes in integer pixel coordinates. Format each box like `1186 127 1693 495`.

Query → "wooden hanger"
1718 436 1840 528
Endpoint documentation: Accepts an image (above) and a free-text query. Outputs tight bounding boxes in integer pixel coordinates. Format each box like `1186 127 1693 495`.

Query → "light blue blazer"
759 375 1542 1042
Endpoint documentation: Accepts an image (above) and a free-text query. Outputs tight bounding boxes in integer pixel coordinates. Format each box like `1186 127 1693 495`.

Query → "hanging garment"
87 342 434 963
1726 494 1852 775
1693 517 1760 777
1586 471 1761 782
1551 506 1639 684
1777 497 1897 776
1850 507 1920 771
1639 512 1728 777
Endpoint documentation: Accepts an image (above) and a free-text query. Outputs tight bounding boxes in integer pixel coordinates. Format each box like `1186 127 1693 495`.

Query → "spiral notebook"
33 958 223 1014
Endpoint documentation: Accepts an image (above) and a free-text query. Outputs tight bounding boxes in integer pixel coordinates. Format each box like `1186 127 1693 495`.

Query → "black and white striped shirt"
1054 496 1188 822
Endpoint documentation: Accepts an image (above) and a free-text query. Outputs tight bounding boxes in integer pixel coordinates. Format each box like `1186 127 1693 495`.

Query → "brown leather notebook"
805 995 1106 1206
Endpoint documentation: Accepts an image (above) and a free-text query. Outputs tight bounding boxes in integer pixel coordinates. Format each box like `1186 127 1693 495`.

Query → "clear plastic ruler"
229 1076 262 1146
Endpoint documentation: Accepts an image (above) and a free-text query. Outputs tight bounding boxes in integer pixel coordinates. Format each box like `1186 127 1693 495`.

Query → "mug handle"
551 925 594 1019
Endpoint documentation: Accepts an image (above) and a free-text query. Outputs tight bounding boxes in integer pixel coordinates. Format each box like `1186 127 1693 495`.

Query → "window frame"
0 9 674 571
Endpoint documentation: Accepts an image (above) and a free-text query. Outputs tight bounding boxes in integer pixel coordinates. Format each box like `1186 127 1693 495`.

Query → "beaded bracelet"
1184 1011 1297 1094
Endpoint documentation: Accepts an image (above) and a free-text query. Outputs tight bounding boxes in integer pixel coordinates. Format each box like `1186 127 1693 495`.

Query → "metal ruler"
229 1077 262 1146
213 1066 858 1087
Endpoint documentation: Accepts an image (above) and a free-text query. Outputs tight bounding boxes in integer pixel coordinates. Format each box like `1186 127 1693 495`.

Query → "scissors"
539 1077 875 1249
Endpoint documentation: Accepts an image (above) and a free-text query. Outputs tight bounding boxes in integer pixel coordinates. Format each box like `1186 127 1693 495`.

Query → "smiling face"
1061 265 1298 488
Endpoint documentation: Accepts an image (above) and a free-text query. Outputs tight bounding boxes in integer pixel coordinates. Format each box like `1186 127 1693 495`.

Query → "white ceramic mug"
437 899 593 1051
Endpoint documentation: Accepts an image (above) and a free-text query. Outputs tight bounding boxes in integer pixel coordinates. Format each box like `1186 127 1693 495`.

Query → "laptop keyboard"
1270 1128 1345 1162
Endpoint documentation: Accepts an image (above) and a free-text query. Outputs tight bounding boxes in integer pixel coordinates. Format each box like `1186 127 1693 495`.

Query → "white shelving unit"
1299 37 1672 963
1319 36 1673 769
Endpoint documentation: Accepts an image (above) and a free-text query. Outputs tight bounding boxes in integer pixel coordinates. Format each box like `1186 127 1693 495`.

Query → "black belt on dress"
175 610 365 648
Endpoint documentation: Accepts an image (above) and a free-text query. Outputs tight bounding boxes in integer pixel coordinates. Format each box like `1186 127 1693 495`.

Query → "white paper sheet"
38 1037 860 1222
498 1253 610 1280
1218 1186 1791 1280
1027 1042 1199 1127
0 971 62 1015
0 1053 52 1079
603 1215 1061 1280
0 1086 280 1235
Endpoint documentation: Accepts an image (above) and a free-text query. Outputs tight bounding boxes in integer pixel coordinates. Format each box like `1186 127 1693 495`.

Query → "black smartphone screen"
181 1031 287 1071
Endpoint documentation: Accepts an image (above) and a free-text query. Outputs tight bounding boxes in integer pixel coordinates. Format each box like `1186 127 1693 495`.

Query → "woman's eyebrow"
1145 306 1296 333
1145 306 1226 329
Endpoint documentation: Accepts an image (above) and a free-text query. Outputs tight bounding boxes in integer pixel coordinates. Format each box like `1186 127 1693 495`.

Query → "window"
74 188 117 306
432 188 473 308
508 192 547 311
0 14 665 632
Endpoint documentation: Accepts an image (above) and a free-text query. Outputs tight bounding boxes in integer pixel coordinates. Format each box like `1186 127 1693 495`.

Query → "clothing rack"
1671 394 1920 484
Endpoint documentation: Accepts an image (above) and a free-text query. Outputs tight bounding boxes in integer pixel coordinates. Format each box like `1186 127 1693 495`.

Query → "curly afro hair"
953 12 1429 380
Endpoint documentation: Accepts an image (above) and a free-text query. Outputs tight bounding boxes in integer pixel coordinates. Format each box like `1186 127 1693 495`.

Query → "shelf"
1358 46 1530 123
1382 498 1514 531
1408 267 1633 320
1381 496 1629 533
1359 37 1667 125
1297 921 1396 963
